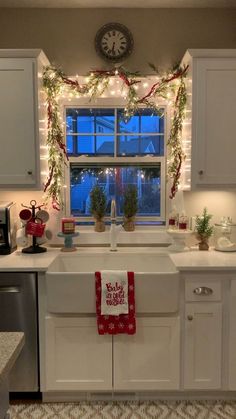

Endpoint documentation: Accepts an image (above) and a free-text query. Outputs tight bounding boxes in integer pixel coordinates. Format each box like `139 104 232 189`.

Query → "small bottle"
179 212 188 230
168 205 179 230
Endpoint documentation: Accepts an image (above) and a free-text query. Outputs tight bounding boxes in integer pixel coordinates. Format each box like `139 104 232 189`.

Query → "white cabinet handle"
187 315 193 321
193 286 213 296
198 170 203 175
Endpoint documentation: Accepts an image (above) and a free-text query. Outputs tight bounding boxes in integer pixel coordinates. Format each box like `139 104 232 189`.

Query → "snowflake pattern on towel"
95 271 136 335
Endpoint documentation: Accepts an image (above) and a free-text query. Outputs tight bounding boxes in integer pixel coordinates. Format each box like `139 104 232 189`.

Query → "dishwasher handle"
0 286 21 293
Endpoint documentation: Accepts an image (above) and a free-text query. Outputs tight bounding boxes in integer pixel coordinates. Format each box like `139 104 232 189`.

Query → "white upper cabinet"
181 49 236 190
0 50 49 188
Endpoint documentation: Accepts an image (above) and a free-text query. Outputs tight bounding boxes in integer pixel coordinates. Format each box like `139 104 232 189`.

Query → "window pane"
77 135 94 154
141 114 164 134
96 136 114 155
118 135 139 155
66 135 74 154
118 135 164 156
73 135 114 155
66 115 74 133
140 135 164 155
70 165 161 217
117 109 164 134
118 114 139 133
66 108 115 134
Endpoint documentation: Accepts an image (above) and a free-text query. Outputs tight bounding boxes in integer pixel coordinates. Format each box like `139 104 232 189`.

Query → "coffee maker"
0 202 17 254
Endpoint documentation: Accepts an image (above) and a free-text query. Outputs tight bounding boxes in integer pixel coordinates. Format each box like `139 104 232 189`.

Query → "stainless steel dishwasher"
0 272 39 392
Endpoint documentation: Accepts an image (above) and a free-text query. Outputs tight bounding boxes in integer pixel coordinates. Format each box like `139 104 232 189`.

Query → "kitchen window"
65 106 166 224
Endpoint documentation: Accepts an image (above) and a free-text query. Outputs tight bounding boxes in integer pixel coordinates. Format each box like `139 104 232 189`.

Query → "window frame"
62 97 170 224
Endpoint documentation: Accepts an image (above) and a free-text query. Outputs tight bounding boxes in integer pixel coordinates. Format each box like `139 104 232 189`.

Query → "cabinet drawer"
185 279 221 302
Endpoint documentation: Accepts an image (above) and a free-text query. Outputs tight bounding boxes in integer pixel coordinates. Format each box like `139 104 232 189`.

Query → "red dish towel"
95 271 136 335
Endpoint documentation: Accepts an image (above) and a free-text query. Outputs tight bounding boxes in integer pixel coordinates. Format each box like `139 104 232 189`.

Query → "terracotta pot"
123 216 135 232
94 218 105 232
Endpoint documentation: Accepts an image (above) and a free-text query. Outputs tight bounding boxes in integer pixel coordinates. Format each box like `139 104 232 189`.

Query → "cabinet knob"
193 286 213 296
187 315 193 321
27 170 33 175
198 170 203 175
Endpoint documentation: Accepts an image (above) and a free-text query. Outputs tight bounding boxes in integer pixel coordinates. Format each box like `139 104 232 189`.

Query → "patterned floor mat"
9 401 236 419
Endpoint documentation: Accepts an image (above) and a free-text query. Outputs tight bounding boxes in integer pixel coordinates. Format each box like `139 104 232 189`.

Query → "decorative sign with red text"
101 271 128 315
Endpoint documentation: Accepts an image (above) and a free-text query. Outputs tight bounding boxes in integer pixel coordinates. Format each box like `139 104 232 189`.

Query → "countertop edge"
0 332 25 382
1 247 236 272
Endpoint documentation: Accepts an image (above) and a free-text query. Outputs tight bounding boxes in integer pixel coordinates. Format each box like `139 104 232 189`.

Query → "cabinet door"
184 303 222 389
113 317 180 390
192 58 236 186
0 58 38 186
45 316 112 391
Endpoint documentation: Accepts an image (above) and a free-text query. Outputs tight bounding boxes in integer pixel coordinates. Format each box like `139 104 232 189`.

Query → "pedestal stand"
57 232 79 252
167 229 193 252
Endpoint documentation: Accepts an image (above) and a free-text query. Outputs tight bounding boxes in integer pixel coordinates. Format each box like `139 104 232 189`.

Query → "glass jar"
214 218 236 252
179 214 189 230
168 206 179 230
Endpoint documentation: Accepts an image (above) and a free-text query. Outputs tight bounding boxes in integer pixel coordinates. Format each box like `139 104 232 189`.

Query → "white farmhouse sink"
47 251 177 274
46 251 179 314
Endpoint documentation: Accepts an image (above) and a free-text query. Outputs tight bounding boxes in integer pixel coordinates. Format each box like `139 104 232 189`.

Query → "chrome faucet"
110 199 122 251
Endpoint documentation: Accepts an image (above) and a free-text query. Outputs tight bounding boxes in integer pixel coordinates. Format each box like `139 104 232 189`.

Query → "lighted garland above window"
42 64 188 210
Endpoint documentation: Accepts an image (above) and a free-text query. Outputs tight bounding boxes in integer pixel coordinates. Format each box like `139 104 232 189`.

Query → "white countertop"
170 248 236 271
0 248 58 271
1 246 236 272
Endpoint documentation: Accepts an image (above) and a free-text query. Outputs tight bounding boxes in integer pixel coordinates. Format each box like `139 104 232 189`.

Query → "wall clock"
95 22 134 63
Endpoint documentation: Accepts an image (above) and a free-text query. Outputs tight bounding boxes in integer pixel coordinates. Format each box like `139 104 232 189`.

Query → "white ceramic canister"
16 227 28 247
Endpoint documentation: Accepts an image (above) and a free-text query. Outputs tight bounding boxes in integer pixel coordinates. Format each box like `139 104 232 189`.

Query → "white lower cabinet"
45 316 112 391
113 317 180 390
45 316 180 392
184 302 222 389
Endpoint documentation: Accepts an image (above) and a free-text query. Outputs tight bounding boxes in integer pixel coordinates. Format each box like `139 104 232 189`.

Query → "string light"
43 64 188 208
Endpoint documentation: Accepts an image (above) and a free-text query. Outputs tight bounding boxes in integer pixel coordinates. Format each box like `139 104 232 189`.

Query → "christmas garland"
42 64 188 209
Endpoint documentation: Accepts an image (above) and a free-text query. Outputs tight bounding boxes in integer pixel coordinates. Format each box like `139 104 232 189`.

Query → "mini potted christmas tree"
90 185 106 232
123 185 138 232
195 207 213 250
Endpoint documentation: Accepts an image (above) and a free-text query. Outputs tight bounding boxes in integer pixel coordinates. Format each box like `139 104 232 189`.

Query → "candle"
61 218 75 234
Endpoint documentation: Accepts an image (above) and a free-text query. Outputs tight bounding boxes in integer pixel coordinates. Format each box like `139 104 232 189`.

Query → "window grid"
64 105 167 223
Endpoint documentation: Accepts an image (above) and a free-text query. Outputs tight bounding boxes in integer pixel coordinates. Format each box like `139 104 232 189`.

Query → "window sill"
52 226 172 247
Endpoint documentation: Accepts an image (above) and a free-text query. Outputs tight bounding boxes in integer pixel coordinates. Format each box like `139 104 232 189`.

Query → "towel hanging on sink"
101 270 129 316
95 270 136 335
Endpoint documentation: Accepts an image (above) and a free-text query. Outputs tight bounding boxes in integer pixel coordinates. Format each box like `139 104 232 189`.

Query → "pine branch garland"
42 64 188 208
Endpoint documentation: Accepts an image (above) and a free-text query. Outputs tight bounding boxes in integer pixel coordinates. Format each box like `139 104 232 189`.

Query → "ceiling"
0 0 235 7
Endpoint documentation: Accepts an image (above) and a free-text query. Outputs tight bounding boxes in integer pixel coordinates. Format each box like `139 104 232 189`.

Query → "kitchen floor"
8 400 236 418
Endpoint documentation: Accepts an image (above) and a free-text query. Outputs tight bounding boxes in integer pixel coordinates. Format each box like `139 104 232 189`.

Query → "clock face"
95 23 134 63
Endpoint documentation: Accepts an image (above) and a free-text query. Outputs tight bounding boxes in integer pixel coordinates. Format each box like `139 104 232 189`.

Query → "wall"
0 8 236 74
0 7 236 232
